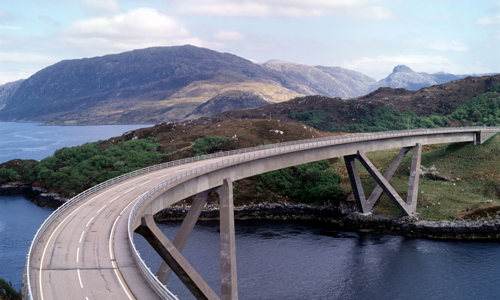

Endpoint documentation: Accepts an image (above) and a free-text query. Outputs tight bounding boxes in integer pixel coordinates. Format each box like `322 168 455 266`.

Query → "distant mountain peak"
392 65 414 73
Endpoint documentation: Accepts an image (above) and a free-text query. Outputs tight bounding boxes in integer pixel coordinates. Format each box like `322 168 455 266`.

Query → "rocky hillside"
262 60 376 98
0 80 23 110
196 74 500 131
186 90 269 120
0 45 303 124
0 45 373 125
375 65 465 90
0 45 482 125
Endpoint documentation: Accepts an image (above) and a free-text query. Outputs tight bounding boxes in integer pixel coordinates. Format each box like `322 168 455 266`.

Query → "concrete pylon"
156 190 211 284
135 214 219 300
135 178 239 300
344 144 422 217
216 179 238 300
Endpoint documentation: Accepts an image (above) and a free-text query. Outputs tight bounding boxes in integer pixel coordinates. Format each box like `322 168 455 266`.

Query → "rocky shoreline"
3 184 499 241
156 202 500 241
0 184 67 208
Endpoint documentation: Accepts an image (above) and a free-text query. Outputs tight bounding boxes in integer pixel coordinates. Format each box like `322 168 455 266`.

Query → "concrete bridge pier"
344 143 422 217
135 178 239 300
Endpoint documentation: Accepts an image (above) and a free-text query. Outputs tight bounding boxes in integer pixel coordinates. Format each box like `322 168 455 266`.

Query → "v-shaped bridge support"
135 178 238 300
344 143 422 217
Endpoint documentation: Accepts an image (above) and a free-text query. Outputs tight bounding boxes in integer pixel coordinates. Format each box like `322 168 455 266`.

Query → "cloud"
0 52 57 65
213 29 245 41
0 9 14 24
342 54 461 79
62 8 201 54
174 0 393 19
408 39 468 52
0 52 59 83
477 15 500 26
79 0 120 15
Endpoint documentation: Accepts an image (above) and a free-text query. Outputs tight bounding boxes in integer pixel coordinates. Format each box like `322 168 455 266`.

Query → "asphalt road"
28 157 223 300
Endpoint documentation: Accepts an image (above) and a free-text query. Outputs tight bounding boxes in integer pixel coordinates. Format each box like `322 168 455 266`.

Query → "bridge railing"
25 126 499 299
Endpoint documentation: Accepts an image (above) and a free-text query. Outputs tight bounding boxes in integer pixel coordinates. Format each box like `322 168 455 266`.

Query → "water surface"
0 122 150 163
135 220 500 299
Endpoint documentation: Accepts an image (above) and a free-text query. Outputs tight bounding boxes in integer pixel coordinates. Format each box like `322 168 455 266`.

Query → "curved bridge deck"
25 127 499 299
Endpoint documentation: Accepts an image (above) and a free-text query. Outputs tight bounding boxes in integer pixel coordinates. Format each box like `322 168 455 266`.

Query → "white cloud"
0 52 58 83
213 29 245 41
79 0 120 15
477 15 500 26
174 0 393 19
342 54 461 79
408 39 468 52
178 2 272 17
63 8 201 54
0 52 57 65
0 25 21 30
358 6 394 20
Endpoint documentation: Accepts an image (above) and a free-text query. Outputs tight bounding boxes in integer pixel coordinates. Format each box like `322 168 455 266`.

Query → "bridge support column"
216 178 238 300
136 178 239 300
156 190 211 284
135 214 219 300
344 144 422 217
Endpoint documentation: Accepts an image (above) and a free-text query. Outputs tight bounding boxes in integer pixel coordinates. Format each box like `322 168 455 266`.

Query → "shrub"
0 277 21 300
0 168 20 183
191 136 231 156
255 160 345 204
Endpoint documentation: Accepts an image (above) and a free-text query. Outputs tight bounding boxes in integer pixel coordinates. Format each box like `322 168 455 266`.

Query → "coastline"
3 184 499 241
155 202 500 241
0 184 66 208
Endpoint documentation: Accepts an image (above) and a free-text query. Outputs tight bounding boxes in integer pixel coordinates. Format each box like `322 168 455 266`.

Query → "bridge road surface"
28 156 231 300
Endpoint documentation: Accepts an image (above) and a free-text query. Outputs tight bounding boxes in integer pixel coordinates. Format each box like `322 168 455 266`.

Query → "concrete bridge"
24 127 499 300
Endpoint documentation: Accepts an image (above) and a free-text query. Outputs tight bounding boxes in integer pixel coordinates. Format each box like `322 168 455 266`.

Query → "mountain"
0 45 376 125
186 90 269 120
262 60 376 98
0 45 484 125
0 45 302 124
194 74 500 130
375 65 466 90
0 80 23 111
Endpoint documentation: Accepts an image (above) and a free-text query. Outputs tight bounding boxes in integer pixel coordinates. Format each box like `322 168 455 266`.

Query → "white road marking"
77 269 84 289
85 217 94 228
109 195 120 204
79 230 85 243
108 197 142 300
96 204 107 214
76 247 80 263
123 187 136 193
138 180 150 186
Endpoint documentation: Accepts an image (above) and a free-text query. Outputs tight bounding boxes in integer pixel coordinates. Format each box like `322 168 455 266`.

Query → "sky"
0 0 499 84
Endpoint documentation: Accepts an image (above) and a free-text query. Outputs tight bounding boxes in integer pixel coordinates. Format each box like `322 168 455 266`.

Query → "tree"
0 278 21 300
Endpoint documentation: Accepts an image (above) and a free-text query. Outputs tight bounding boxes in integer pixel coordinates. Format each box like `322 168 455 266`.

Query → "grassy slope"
330 133 499 220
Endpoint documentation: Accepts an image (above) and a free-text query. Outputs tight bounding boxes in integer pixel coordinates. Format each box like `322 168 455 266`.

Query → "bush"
0 168 20 183
289 110 329 128
255 160 345 204
191 136 231 156
0 277 21 300
30 137 165 196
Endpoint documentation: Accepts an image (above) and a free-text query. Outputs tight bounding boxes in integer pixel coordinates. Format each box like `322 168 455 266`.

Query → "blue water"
0 122 150 163
0 195 53 290
135 221 500 300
